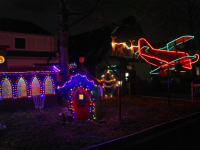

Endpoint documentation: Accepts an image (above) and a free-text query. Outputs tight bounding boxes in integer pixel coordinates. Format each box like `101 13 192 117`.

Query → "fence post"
191 82 194 103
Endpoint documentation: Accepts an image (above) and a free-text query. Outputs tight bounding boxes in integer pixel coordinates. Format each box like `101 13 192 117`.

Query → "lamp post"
79 56 85 69
117 78 123 120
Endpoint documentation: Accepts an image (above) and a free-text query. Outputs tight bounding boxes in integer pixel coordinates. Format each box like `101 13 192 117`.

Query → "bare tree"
57 0 132 80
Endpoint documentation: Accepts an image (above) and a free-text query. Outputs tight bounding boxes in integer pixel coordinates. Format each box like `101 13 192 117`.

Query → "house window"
37 38 47 50
197 67 199 75
15 38 26 49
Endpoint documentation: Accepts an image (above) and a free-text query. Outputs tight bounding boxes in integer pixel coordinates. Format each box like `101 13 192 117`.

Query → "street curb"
81 112 200 150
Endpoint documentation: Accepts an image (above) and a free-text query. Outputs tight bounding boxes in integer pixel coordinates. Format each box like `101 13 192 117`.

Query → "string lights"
137 37 199 74
101 70 117 97
66 84 97 121
57 72 101 89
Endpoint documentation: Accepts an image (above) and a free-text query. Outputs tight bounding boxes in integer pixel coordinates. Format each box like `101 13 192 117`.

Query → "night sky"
0 0 199 45
0 0 131 37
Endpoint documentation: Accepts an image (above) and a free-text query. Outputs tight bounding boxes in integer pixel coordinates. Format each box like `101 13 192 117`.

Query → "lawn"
0 96 200 150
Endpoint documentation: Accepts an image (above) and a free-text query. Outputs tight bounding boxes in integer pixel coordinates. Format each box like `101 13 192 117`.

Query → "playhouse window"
17 77 27 98
32 77 40 96
79 94 84 100
2 78 12 99
45 76 53 95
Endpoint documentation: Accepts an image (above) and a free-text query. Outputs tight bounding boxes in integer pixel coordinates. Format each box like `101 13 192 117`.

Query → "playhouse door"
72 89 90 120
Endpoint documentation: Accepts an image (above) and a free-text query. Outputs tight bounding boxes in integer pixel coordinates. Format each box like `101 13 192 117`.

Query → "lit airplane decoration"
137 35 199 76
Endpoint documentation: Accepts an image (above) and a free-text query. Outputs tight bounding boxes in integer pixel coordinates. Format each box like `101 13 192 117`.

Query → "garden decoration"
111 35 199 76
137 36 199 76
101 70 117 98
57 69 103 121
33 95 45 109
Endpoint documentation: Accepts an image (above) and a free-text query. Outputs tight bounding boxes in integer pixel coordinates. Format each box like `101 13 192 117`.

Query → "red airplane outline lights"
137 37 199 75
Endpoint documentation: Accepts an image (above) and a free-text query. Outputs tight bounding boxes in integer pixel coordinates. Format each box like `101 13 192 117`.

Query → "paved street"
128 119 200 150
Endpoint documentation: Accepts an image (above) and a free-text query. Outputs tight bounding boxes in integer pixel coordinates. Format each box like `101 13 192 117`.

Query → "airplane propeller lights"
137 35 199 77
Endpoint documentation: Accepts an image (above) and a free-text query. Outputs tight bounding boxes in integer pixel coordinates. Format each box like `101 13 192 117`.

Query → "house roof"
7 50 58 58
111 16 147 43
68 25 112 66
0 18 53 35
68 15 147 67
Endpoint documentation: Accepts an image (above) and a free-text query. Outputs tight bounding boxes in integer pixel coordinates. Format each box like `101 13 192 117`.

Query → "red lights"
79 57 85 64
138 38 199 74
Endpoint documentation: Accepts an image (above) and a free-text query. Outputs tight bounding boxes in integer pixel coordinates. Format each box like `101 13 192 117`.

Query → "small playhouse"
57 69 103 121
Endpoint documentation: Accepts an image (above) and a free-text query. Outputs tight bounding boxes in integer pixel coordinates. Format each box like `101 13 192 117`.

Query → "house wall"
7 57 59 67
0 31 57 52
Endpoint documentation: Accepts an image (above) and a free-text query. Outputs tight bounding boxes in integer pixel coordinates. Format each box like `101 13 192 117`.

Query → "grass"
0 96 200 150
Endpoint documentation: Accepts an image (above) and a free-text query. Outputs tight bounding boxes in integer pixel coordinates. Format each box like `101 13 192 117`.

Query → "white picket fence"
191 82 200 103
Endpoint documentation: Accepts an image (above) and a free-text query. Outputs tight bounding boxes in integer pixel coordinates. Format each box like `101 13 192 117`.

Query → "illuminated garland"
112 42 138 50
0 70 59 75
66 84 96 121
57 73 101 89
69 62 77 69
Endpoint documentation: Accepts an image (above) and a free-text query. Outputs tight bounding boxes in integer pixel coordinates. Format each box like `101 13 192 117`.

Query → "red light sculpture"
137 36 199 75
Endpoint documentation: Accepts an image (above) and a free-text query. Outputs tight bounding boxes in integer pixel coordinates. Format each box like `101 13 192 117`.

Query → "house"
68 16 151 95
0 18 61 111
0 18 59 67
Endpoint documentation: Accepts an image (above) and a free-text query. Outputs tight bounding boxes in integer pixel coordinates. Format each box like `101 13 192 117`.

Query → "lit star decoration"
66 84 97 121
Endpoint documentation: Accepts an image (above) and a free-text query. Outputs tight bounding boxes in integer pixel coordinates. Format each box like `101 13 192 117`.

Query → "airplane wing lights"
137 36 199 76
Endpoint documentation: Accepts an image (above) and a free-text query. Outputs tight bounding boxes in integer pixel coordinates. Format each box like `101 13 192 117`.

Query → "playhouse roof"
57 69 101 89
0 66 60 75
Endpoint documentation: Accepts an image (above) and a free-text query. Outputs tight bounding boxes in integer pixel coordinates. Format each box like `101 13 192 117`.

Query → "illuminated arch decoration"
66 84 96 121
31 76 41 96
16 77 28 98
137 35 199 75
44 75 55 95
1 77 14 99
